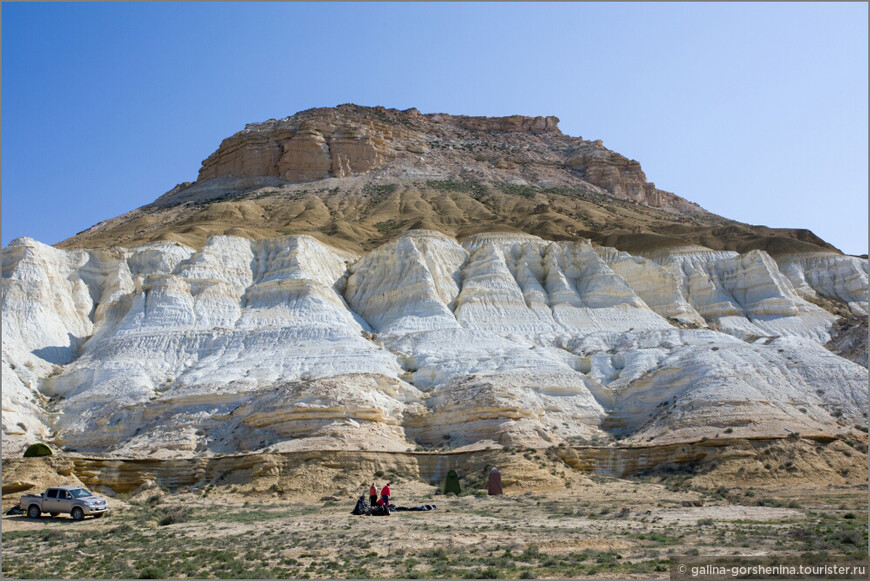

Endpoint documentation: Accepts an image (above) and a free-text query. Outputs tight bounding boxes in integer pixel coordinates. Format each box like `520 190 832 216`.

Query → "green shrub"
838 531 861 545
157 507 191 526
424 179 486 197
374 219 406 233
138 566 166 579
362 183 398 199
495 182 537 199
520 545 540 560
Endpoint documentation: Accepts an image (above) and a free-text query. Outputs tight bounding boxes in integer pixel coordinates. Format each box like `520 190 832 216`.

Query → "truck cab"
43 487 73 513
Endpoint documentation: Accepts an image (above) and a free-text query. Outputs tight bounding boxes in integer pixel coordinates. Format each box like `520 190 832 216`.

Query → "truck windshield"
69 489 93 498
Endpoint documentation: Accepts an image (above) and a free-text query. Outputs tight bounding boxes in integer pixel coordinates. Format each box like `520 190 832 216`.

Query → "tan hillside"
57 104 840 256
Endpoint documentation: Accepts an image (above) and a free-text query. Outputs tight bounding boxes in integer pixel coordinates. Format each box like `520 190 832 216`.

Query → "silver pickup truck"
19 486 109 521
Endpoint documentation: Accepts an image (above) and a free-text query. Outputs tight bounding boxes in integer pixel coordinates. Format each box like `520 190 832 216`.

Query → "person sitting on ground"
369 482 378 508
375 496 390 515
380 482 391 508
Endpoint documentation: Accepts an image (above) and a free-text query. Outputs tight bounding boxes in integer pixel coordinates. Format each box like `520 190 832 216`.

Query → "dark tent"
23 443 54 458
444 469 461 495
487 466 503 495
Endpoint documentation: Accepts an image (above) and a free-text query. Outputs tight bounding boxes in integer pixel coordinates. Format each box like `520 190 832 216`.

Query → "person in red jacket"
369 483 377 508
380 483 391 509
374 496 389 515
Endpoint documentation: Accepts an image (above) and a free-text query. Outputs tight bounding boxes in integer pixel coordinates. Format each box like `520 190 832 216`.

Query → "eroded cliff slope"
3 231 866 457
3 105 867 461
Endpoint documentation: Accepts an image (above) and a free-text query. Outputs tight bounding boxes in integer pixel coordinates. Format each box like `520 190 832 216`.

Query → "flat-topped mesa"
195 104 675 208
197 106 563 184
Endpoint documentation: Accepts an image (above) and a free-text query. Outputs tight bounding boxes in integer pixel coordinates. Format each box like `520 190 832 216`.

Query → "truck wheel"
93 512 104 519
50 512 59 517
27 505 41 519
71 507 84 521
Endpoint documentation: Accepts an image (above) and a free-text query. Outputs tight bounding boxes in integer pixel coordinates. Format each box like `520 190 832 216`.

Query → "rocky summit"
2 105 867 473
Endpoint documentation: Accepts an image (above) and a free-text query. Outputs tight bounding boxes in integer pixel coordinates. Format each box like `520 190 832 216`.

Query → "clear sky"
3 2 867 254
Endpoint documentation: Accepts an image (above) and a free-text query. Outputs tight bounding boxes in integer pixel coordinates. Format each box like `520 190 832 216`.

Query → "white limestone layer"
1 232 866 456
777 252 869 315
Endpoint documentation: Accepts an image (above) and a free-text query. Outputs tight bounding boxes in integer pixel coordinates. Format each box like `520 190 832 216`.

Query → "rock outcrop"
777 252 869 315
3 232 866 457
195 105 685 211
566 142 665 205
825 315 869 368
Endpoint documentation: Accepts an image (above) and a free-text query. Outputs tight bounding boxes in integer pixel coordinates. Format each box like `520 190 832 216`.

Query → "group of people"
352 481 437 516
369 482 391 513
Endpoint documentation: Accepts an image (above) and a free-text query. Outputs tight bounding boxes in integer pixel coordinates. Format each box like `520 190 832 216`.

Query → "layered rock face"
777 253 869 315
3 232 866 457
196 105 682 210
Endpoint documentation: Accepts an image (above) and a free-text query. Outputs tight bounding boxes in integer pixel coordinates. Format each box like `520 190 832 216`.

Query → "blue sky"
3 2 867 254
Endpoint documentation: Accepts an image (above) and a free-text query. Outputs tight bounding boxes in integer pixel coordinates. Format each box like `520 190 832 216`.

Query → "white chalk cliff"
3 231 867 456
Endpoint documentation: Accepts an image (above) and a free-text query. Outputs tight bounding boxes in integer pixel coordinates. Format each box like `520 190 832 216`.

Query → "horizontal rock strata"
3 231 866 457
196 104 683 211
3 434 863 499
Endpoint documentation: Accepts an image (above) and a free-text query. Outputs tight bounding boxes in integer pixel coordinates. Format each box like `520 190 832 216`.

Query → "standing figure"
369 483 378 509
487 466 503 496
380 482 391 509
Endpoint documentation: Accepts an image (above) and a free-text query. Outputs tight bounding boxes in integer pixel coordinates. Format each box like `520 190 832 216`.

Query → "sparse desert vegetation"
3 458 866 579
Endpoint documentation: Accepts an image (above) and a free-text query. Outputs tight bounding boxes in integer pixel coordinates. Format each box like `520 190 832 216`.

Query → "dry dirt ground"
2 460 867 580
